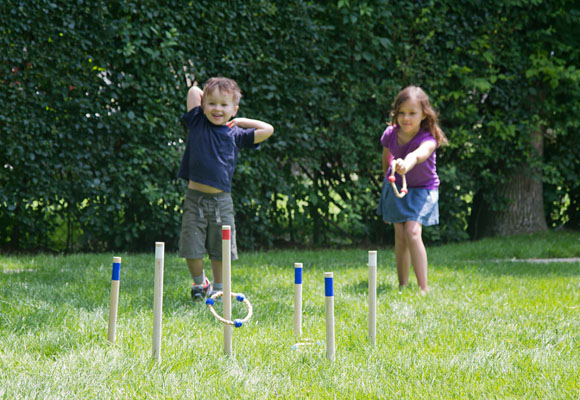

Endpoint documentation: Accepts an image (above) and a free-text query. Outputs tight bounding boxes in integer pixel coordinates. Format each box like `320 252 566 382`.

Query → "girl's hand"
394 158 410 175
226 119 238 129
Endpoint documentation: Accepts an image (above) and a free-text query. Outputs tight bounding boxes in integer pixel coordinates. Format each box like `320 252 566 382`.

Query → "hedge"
1 0 579 252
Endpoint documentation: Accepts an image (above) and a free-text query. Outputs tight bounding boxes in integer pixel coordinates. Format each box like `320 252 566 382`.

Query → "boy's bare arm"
187 86 203 111
227 118 274 144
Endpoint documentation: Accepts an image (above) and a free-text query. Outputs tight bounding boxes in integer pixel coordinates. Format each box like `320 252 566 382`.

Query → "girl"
377 86 448 294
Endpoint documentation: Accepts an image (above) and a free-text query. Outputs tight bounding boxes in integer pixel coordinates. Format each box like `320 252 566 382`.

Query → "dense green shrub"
1 0 578 252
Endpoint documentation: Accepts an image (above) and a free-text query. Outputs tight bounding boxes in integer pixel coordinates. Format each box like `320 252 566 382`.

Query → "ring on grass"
291 338 323 350
205 292 253 328
388 159 408 198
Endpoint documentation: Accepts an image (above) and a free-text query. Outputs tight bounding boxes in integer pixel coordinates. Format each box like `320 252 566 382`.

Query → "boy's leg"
394 222 411 287
179 189 214 300
210 260 222 285
180 188 209 283
404 221 428 292
187 258 212 301
186 258 205 282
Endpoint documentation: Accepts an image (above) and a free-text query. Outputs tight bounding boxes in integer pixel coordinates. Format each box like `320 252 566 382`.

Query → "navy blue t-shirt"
177 106 256 192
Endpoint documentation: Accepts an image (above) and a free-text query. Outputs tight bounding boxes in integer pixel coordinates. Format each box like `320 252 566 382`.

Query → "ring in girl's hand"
389 159 408 198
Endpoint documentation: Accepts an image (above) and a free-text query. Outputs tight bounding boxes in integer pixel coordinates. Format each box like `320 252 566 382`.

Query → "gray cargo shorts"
179 189 238 261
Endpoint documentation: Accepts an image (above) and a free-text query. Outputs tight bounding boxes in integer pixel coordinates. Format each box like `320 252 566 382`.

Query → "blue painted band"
325 276 333 297
112 262 121 281
295 267 303 284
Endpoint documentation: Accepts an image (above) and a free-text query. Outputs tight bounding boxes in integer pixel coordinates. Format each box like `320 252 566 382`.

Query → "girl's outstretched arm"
395 140 436 175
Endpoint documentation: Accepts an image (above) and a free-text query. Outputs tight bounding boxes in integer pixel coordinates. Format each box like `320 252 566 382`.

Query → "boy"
178 77 274 301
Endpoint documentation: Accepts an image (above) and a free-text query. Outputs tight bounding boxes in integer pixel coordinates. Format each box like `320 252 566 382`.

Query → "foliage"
1 0 579 251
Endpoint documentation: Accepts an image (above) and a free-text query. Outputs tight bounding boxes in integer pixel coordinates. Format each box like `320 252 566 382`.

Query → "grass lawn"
1 230 579 399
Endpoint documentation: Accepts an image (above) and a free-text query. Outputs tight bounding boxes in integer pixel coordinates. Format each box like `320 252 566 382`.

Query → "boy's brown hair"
203 77 242 105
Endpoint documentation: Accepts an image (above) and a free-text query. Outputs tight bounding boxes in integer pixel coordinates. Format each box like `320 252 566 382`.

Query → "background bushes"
1 0 579 252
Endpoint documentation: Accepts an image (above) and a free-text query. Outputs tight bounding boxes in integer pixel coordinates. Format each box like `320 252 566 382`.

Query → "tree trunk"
469 129 548 238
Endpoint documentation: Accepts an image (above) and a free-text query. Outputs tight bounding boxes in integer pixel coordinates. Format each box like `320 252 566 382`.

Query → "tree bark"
469 129 548 238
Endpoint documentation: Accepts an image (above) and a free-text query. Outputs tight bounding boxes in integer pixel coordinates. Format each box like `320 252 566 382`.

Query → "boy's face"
202 89 238 126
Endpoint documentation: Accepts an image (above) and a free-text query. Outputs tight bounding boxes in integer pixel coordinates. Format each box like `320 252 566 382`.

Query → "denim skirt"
377 178 439 226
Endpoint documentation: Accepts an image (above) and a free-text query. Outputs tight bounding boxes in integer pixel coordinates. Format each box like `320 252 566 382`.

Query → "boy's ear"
233 105 239 117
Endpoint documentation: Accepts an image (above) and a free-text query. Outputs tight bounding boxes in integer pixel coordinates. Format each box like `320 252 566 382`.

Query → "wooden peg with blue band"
294 263 303 339
107 257 122 343
324 272 335 361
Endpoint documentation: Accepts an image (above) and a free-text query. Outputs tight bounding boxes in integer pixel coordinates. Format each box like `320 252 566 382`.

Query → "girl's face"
202 89 238 126
396 98 425 136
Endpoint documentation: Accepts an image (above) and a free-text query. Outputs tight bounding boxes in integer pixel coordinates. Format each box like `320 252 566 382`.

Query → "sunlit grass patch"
0 230 579 399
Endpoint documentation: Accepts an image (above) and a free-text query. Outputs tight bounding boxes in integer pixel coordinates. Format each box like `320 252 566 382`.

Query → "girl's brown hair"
391 86 448 147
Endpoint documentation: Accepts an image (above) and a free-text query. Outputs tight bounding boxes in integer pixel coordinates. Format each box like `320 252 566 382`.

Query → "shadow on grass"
343 280 396 296
433 259 580 278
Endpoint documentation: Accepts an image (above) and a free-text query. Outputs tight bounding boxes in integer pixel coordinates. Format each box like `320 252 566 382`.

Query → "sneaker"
191 277 212 302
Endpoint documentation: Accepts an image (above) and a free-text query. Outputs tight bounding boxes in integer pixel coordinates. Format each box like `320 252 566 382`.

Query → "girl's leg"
404 221 428 293
393 222 411 287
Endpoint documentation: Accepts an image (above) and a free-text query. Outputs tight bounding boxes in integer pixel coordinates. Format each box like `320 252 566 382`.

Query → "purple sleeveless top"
380 125 439 189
